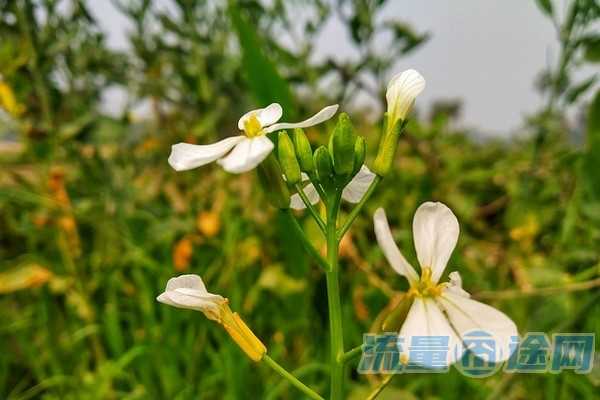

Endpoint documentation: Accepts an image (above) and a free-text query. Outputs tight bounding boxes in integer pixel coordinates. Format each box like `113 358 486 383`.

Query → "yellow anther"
407 267 446 299
243 114 263 137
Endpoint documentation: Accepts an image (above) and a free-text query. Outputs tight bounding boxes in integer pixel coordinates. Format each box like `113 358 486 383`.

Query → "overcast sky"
89 0 588 136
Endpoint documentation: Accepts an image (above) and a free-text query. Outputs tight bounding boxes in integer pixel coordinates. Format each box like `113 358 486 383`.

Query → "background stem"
262 355 324 400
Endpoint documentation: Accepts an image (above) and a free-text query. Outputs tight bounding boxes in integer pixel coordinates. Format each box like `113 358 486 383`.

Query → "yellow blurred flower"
196 211 221 238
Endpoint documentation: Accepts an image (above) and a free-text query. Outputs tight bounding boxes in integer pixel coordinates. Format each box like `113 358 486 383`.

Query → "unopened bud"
292 128 314 172
351 136 366 176
277 131 301 185
330 113 356 175
314 145 333 186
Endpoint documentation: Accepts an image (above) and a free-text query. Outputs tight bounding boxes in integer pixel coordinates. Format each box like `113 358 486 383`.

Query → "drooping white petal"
341 165 376 203
446 271 471 298
437 291 518 363
263 104 339 133
157 274 226 321
386 69 426 121
216 136 274 173
373 208 419 285
412 202 459 283
289 183 321 210
238 103 283 130
165 274 208 293
168 137 245 171
398 298 464 369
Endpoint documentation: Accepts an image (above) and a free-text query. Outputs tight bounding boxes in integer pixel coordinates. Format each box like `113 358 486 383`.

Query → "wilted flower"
289 165 376 210
168 103 338 173
374 202 517 368
385 69 426 130
157 274 266 361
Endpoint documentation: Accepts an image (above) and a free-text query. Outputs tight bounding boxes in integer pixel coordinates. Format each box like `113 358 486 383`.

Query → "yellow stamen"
407 267 446 299
243 114 263 138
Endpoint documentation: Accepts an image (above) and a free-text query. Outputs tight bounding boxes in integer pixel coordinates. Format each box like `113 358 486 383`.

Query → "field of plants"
1 1 599 399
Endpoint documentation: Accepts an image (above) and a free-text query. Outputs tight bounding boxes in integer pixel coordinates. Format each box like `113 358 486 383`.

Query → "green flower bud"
351 136 366 176
313 145 333 185
257 153 290 209
292 128 314 172
330 113 356 175
277 131 301 185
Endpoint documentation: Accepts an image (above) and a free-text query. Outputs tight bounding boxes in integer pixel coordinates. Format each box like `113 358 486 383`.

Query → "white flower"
289 165 376 210
157 274 227 322
168 103 339 174
157 274 267 361
374 202 518 368
386 69 425 127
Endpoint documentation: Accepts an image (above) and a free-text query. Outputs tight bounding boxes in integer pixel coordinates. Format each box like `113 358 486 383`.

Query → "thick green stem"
262 355 324 400
325 193 344 399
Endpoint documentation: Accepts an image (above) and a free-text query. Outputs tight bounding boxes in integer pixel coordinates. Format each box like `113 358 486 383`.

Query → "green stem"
294 183 326 234
338 344 363 364
337 175 381 241
366 375 394 400
262 355 324 400
326 192 344 400
282 209 330 272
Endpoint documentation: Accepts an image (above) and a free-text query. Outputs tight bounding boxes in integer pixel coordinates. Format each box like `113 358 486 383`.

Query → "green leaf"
535 0 554 16
228 3 296 118
582 89 600 200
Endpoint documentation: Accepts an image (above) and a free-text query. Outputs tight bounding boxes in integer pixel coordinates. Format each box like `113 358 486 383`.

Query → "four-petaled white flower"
386 69 426 128
168 103 338 174
374 202 518 368
290 165 376 210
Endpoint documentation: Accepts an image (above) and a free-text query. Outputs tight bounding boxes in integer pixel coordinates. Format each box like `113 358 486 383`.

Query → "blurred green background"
1 0 599 399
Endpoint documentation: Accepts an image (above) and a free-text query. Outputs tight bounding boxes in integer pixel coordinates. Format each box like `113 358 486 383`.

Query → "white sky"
89 0 592 136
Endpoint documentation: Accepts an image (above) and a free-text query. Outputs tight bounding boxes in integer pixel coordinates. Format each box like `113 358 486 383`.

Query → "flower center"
243 114 263 138
407 267 446 298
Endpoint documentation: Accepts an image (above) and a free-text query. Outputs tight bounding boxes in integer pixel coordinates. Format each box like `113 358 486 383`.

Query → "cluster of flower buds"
277 113 367 198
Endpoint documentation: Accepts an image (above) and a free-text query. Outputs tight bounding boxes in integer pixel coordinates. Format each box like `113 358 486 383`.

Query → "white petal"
216 136 274 173
341 165 376 203
446 271 471 298
412 202 459 283
263 104 339 133
398 298 464 369
165 274 208 293
289 183 321 210
386 69 426 121
373 208 419 285
168 137 244 171
157 275 226 321
257 103 283 126
237 103 282 129
437 291 518 363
